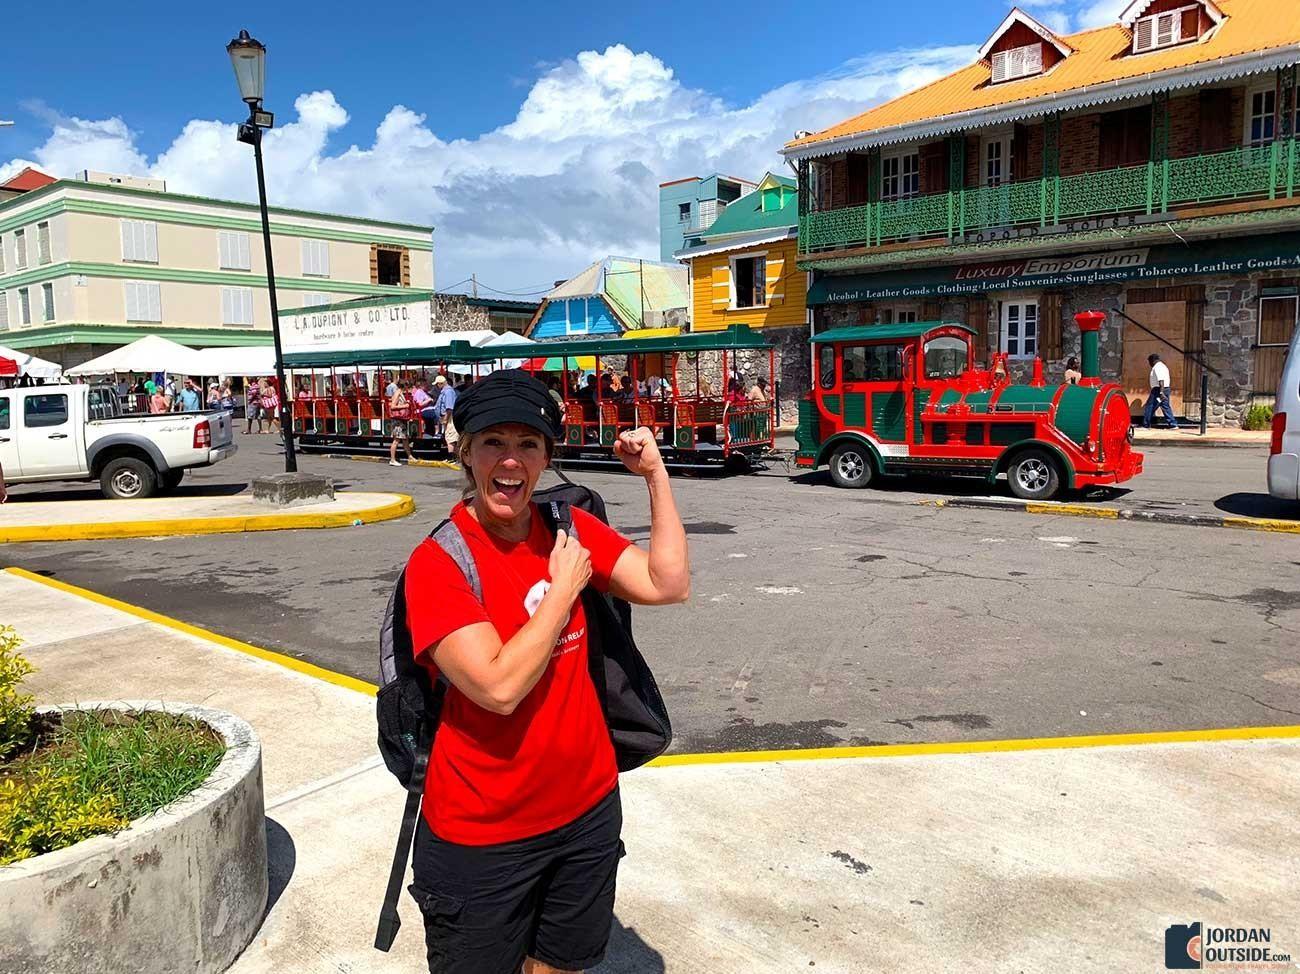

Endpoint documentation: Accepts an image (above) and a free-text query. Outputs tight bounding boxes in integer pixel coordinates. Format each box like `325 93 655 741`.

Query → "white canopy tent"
190 345 279 377
478 331 536 370
0 344 63 380
66 335 206 377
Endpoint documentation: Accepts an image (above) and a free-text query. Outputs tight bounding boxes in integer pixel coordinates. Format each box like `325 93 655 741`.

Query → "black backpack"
373 482 673 951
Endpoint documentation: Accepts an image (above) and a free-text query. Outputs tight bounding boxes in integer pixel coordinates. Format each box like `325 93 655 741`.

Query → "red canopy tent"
0 357 19 377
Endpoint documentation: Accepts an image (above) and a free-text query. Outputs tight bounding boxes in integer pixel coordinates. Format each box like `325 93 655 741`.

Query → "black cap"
452 369 563 440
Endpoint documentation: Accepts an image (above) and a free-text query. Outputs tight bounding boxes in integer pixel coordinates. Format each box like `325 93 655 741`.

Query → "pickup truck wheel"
160 469 185 490
1007 448 1062 501
100 457 158 500
829 443 874 489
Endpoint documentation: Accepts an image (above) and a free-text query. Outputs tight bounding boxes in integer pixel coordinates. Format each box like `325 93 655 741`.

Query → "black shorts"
409 787 624 974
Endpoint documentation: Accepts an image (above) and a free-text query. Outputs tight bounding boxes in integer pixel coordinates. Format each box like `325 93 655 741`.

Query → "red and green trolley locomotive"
794 311 1143 500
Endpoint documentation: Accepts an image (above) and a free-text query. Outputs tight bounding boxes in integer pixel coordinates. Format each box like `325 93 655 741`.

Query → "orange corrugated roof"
786 0 1300 152
0 167 57 192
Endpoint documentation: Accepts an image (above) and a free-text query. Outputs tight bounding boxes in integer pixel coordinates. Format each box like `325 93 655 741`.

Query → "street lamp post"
227 29 297 473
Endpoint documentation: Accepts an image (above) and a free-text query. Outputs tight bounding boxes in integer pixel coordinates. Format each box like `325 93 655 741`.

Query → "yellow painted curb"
10 566 1298 768
1024 502 1119 519
0 493 415 543
329 454 460 471
1222 516 1300 535
647 724 1300 767
3 566 377 697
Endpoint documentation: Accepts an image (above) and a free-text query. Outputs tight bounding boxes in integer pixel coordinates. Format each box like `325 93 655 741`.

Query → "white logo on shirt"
524 579 550 617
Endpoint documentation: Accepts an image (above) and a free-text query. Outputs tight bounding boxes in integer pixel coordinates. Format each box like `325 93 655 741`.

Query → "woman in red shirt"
404 369 689 974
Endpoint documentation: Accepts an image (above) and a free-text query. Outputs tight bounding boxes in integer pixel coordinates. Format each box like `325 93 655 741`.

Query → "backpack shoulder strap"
431 519 481 601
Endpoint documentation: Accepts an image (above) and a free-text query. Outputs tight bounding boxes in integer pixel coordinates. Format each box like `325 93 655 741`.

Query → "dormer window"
992 42 1043 83
1121 0 1221 53
1133 5 1198 52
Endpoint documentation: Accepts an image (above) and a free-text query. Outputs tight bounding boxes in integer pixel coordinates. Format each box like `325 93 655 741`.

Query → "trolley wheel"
100 457 158 500
828 443 874 489
1006 447 1062 501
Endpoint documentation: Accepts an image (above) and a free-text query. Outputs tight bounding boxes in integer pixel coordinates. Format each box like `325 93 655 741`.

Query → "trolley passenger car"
282 324 777 470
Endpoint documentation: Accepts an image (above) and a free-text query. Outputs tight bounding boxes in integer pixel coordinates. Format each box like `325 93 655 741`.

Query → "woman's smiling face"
466 423 551 525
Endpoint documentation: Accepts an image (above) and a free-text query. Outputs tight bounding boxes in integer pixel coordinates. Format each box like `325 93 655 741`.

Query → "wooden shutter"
846 154 870 206
1013 124 1030 182
968 297 990 367
921 142 949 194
1198 89 1233 152
1040 293 1063 360
1133 15 1155 52
921 299 941 321
765 256 784 305
711 264 730 307
369 243 379 285
125 282 140 321
400 248 411 287
991 50 1009 84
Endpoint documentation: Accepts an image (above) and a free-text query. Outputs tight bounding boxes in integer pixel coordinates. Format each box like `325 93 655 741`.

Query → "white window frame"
1244 84 1278 148
36 222 52 266
728 250 769 310
982 130 1014 187
876 305 920 325
120 219 159 263
991 42 1043 84
18 287 32 326
124 281 162 323
0 291 9 331
301 238 330 278
677 202 691 224
221 286 255 326
301 291 331 308
1000 298 1040 359
14 228 28 270
218 230 252 271
41 282 54 322
880 149 921 202
1132 4 1198 53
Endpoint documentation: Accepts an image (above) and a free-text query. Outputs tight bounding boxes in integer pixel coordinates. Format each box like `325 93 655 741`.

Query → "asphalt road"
4 430 1299 753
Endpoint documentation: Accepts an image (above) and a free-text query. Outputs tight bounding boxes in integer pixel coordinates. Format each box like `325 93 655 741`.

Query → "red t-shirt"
405 501 631 845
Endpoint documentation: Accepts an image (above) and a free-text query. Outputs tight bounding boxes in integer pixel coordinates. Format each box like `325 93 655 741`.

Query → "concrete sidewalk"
3 567 1298 974
0 491 413 542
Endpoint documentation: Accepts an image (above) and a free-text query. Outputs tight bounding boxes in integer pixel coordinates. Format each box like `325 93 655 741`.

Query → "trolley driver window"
819 345 836 389
924 336 968 380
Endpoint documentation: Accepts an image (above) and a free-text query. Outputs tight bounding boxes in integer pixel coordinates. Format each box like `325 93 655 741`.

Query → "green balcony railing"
799 139 1300 255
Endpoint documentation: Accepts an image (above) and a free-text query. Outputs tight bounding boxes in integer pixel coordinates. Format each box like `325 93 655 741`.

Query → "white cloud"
1075 0 1130 29
5 43 977 291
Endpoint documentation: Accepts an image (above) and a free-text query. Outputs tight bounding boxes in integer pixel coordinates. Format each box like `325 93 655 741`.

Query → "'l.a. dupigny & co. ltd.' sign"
281 299 431 351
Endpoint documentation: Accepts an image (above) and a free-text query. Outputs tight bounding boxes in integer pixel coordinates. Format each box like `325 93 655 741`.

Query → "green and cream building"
0 171 433 368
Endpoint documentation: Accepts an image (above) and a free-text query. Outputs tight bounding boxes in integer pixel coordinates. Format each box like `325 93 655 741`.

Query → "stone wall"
431 294 491 333
1202 276 1260 428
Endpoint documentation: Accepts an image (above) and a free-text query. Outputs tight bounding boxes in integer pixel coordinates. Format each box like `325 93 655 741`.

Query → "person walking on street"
434 374 458 442
402 369 688 974
389 380 416 467
245 380 263 434
1142 353 1179 430
260 380 282 436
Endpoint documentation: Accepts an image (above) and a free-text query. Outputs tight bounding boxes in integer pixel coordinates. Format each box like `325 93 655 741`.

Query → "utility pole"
471 273 478 298
639 258 645 326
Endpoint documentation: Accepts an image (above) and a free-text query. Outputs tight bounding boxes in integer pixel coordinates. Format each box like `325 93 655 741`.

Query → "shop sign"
809 234 1300 305
281 299 431 351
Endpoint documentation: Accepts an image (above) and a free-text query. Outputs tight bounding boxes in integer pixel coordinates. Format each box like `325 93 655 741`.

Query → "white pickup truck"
0 383 236 499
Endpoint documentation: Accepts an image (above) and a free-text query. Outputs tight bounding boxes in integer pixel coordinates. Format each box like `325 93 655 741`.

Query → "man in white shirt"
1142 353 1179 430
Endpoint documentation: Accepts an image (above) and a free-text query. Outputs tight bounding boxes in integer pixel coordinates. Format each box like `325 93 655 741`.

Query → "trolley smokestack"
1074 311 1105 385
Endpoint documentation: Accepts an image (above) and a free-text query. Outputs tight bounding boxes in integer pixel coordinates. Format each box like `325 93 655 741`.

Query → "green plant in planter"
1242 403 1274 431
0 625 35 760
0 769 127 865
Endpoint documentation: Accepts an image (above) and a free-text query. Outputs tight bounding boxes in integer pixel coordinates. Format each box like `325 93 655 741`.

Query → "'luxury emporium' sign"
280 298 432 351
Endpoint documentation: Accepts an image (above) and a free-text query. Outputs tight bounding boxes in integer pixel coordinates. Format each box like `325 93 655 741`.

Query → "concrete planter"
0 702 268 974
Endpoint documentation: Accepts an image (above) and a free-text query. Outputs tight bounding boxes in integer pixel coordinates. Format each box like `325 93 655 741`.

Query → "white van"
1268 321 1300 501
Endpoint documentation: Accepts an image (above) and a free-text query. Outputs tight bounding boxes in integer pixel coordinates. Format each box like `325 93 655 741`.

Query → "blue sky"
2 0 1122 292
